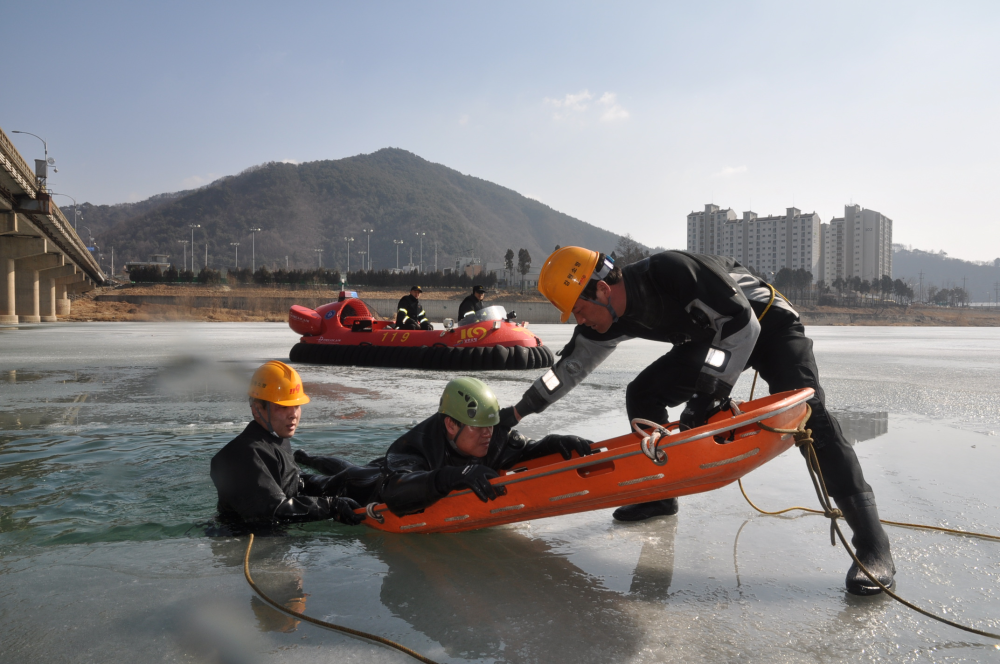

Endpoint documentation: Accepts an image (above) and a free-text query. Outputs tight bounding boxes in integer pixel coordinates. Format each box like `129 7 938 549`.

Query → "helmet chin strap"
580 295 619 324
255 401 279 438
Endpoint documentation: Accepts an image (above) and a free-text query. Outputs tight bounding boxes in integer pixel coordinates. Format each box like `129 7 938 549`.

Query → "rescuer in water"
294 377 595 517
458 284 487 320
500 246 895 596
396 285 433 330
210 361 365 527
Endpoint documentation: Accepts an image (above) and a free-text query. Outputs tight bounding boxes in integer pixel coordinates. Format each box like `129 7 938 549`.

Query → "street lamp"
359 251 367 273
344 237 354 272
415 232 426 272
249 227 261 272
230 242 239 269
49 193 78 230
314 248 323 268
189 224 201 272
361 228 374 271
179 240 190 272
11 130 55 187
393 239 404 269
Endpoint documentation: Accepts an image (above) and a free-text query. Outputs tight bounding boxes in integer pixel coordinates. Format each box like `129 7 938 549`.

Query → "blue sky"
5 1 999 261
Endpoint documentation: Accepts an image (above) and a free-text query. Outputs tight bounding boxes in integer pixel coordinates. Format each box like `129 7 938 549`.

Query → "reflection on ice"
834 411 890 445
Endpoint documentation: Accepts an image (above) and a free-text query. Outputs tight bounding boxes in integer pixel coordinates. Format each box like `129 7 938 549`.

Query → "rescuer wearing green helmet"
294 377 596 517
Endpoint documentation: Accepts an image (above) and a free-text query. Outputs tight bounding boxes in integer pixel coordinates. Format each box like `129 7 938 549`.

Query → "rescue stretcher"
359 387 815 533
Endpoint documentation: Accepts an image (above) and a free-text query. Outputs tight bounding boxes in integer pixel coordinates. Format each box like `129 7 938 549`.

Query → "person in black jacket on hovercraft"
457 284 487 320
209 361 365 528
396 285 433 330
294 377 595 517
499 246 895 596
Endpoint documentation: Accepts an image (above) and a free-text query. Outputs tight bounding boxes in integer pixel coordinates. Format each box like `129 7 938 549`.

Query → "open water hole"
1 322 999 663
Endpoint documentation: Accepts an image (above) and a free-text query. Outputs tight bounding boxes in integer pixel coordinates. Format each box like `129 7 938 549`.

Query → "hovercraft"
288 292 555 370
358 388 814 533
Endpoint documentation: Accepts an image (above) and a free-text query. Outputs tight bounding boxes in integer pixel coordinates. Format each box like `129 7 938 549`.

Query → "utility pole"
362 229 374 271
314 249 323 268
205 243 208 270
394 239 403 269
415 232 425 272
344 237 354 273
434 240 439 272
918 271 924 303
231 242 239 269
963 276 967 307
249 227 261 273
189 224 201 272
180 240 189 272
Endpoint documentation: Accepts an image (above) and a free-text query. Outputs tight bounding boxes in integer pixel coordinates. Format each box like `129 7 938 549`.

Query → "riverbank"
61 284 1000 325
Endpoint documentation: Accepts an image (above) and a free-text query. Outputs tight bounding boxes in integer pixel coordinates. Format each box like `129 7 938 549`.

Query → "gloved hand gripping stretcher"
358 387 814 533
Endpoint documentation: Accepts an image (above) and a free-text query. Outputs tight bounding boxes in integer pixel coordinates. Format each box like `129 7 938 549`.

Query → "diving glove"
534 434 595 460
435 464 506 503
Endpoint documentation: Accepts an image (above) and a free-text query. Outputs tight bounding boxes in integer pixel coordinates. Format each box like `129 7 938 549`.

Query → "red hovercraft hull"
288 297 555 370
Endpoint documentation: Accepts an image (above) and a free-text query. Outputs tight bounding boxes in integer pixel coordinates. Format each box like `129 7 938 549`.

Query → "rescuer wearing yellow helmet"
209 361 365 527
501 245 895 596
293 376 595 517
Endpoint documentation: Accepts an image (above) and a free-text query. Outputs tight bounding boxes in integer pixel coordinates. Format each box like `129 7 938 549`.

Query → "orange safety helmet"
537 246 601 322
248 361 311 406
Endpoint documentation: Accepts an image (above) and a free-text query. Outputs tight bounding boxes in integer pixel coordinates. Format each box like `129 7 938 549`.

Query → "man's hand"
329 497 366 525
680 394 731 431
498 406 521 428
436 465 507 503
536 434 595 460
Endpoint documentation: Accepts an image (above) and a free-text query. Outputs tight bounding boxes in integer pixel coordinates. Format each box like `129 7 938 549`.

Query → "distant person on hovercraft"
294 377 595 517
396 285 433 330
457 284 487 320
209 361 365 528
500 246 895 596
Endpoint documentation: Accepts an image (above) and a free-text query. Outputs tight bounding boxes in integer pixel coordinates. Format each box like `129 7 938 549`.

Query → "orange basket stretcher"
359 388 815 533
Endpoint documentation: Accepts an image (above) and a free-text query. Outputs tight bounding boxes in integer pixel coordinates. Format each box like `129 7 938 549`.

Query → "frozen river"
2 322 999 663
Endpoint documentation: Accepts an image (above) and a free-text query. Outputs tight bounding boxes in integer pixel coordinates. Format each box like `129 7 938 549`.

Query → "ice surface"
2 322 999 663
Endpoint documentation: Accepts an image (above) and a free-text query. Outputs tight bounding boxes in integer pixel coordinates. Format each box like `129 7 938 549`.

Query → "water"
2 322 999 663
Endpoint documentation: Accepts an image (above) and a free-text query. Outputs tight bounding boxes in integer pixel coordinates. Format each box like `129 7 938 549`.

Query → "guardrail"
0 127 40 196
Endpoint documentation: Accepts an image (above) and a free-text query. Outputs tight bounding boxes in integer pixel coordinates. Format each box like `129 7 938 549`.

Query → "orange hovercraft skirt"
359 388 814 533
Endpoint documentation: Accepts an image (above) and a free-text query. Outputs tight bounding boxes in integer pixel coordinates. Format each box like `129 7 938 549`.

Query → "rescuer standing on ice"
500 246 895 596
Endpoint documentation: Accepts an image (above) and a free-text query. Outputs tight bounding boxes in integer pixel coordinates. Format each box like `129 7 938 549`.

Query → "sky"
5 1 1000 261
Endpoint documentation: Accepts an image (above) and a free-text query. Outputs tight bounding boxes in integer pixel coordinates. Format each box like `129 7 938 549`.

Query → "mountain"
893 247 1000 303
88 149 626 273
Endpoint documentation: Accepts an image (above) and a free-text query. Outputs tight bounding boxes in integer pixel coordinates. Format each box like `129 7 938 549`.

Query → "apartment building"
819 205 893 283
686 204 821 282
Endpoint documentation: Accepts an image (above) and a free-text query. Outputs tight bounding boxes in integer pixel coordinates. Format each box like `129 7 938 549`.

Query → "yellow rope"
243 534 441 664
750 409 1000 641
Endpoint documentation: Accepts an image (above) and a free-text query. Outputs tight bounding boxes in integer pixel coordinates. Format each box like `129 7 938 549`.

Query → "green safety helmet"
439 377 500 427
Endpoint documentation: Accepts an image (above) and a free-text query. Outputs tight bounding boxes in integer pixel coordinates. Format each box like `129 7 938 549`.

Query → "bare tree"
614 234 648 264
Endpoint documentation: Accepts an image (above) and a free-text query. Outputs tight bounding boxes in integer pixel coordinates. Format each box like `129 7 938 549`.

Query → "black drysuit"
395 294 431 330
210 420 345 524
299 414 560 517
514 250 870 499
457 294 484 320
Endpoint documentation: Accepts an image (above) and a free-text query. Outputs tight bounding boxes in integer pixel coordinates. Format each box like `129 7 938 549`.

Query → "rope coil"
631 418 672 465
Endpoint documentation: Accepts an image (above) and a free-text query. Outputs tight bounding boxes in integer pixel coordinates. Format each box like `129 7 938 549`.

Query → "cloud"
280 159 299 165
712 165 748 178
544 89 629 123
598 92 630 122
459 114 470 126
182 173 223 188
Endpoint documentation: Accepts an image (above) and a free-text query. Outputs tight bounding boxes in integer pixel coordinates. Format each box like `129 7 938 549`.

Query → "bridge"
0 125 105 323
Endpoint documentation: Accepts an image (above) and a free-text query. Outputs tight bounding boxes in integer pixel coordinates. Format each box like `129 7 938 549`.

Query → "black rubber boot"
834 492 895 596
612 498 679 522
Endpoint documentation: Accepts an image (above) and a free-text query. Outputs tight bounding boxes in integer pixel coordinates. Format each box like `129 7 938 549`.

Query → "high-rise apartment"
819 205 892 284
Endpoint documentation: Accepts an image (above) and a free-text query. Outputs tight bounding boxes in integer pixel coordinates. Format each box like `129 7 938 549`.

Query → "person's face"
446 417 493 457
258 402 302 438
474 291 485 301
571 284 614 333
411 289 421 299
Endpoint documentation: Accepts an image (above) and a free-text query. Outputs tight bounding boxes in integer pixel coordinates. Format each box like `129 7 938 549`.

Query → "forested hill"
91 148 625 272
893 248 1000 303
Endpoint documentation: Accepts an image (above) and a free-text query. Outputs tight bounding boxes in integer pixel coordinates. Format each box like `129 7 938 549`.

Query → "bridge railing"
0 127 40 196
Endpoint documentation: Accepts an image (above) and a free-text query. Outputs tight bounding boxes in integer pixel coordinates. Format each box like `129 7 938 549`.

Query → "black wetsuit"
299 414 552 517
210 420 343 524
457 294 484 320
396 294 431 330
514 250 870 500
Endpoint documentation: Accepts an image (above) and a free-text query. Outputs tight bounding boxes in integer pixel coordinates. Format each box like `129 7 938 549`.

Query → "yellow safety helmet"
248 360 311 406
537 246 601 323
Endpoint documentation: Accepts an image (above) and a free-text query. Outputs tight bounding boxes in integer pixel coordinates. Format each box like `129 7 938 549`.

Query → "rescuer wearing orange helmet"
500 246 895 596
209 361 365 527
